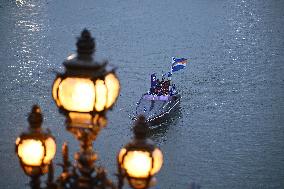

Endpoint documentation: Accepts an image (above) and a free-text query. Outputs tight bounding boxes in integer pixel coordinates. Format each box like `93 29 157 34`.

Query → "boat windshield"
143 94 172 101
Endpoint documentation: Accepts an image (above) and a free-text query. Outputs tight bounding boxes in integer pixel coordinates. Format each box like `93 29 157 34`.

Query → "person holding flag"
150 73 157 88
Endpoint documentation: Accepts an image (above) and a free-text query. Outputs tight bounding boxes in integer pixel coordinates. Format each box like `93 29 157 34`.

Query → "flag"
171 57 187 72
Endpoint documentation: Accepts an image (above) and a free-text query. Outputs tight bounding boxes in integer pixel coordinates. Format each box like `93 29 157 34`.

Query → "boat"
135 74 181 125
134 57 188 126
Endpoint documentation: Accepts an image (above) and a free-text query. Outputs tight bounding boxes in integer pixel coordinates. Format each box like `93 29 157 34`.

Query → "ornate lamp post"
51 29 120 189
15 105 56 189
15 29 163 189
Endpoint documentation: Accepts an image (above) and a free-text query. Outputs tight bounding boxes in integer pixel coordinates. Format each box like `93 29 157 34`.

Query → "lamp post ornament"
15 29 163 189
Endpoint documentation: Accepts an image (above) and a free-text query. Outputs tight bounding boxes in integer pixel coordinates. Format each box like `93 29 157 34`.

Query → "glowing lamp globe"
52 29 120 127
15 105 56 177
118 116 163 189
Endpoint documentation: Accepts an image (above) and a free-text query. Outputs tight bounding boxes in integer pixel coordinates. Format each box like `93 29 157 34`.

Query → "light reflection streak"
225 0 261 63
15 0 26 6
11 0 47 86
16 0 36 8
17 20 41 32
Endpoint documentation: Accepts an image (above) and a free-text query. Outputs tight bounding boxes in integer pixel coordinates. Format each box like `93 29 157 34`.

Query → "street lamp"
15 29 163 189
52 29 120 128
118 116 163 189
15 105 56 188
51 29 121 189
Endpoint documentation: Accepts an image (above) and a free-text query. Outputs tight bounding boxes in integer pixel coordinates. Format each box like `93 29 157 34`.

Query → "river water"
0 0 283 188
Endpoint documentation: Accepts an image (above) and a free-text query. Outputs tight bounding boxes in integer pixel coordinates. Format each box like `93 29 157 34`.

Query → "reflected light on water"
16 0 36 7
17 20 41 32
15 0 26 6
11 0 46 86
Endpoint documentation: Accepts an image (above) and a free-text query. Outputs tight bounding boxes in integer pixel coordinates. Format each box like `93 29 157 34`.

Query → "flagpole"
169 67 172 81
169 57 174 81
168 58 173 96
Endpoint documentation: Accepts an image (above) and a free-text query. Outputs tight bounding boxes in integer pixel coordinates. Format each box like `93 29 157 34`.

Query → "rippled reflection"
15 0 25 6
148 106 183 144
17 20 41 32
10 0 48 86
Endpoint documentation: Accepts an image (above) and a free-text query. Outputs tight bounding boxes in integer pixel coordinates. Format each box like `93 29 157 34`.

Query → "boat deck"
135 93 181 124
136 97 169 119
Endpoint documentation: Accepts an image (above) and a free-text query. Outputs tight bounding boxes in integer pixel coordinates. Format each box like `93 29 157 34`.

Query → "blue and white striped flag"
171 57 187 72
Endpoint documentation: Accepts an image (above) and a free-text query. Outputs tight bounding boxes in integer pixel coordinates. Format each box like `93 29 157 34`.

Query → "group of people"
149 77 176 96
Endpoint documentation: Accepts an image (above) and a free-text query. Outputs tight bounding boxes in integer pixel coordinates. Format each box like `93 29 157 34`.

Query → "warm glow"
93 114 108 128
95 80 107 112
58 78 95 112
129 179 148 189
151 148 163 174
52 77 62 106
17 139 44 166
69 112 92 126
43 137 56 164
123 151 152 178
118 148 127 163
15 137 21 145
105 73 120 108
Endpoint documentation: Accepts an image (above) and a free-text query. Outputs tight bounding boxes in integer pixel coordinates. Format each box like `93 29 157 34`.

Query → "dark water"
0 0 283 188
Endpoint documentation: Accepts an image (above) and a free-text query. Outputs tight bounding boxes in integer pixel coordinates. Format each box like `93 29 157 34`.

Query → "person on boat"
156 79 160 87
161 77 165 84
155 79 161 95
164 80 170 95
150 86 155 95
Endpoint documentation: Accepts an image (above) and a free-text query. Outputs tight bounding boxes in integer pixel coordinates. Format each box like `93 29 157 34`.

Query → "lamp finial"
76 29 95 59
28 105 43 129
